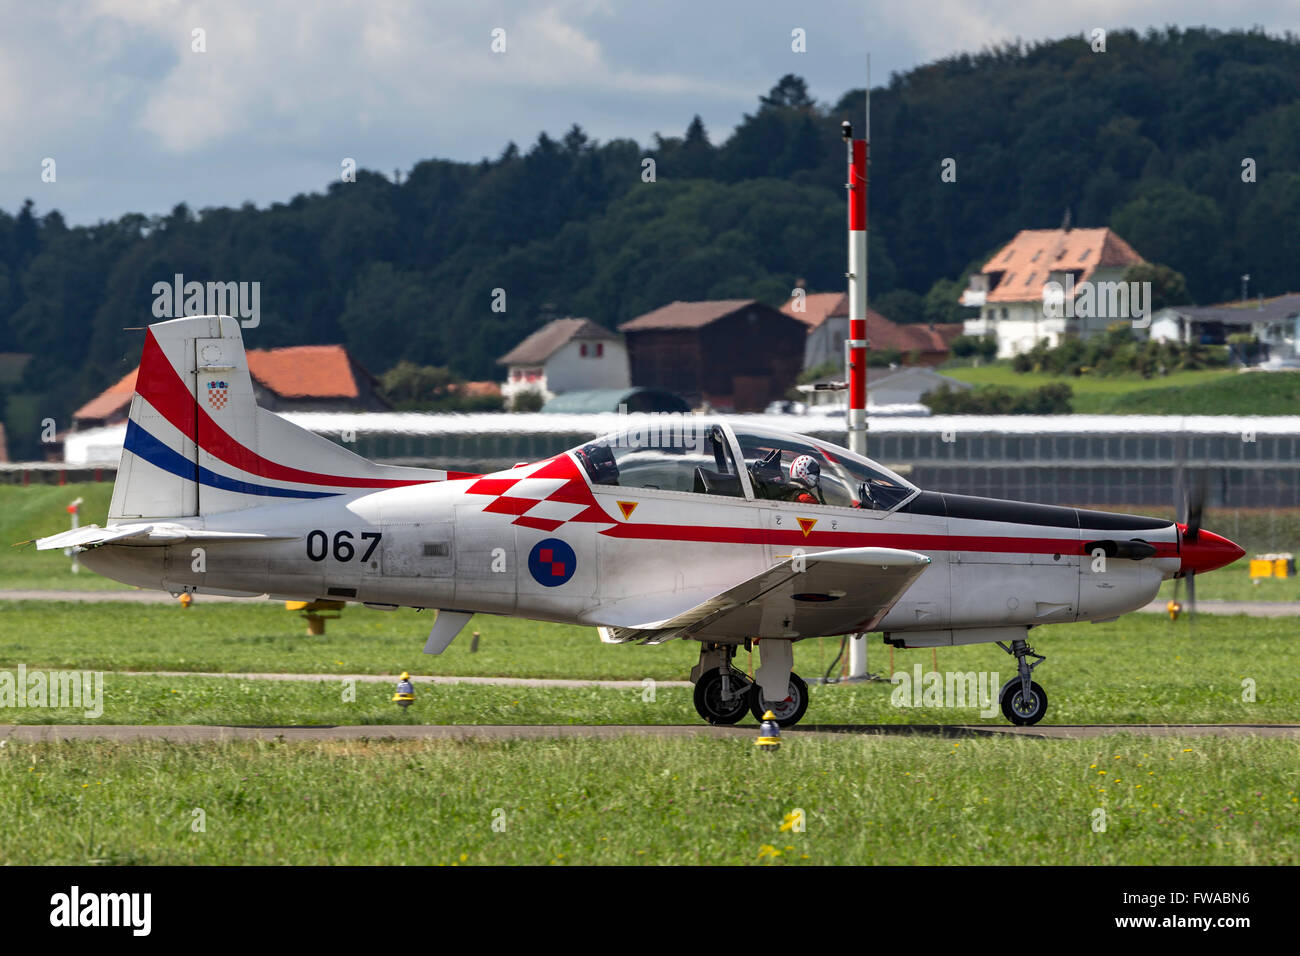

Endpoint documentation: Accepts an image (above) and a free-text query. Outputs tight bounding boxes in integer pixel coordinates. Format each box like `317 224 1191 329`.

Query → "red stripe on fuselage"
598 520 1179 558
136 330 475 489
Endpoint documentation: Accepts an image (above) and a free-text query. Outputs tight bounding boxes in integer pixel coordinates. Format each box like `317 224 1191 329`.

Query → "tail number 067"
306 530 382 563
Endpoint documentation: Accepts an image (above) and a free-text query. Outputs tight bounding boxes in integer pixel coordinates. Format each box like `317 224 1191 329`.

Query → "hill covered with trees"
3 26 1300 458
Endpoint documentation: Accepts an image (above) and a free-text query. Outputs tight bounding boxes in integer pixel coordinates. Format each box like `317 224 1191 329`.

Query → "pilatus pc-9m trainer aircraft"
38 316 1244 726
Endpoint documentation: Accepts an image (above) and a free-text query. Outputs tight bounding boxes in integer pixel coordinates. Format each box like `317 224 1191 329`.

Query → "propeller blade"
1186 471 1206 543
1186 570 1197 633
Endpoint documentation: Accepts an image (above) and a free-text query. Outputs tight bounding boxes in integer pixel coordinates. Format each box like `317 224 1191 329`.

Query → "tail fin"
111 315 459 519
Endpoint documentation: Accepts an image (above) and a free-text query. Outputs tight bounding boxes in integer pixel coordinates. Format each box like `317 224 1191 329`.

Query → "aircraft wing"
35 524 298 551
597 546 931 645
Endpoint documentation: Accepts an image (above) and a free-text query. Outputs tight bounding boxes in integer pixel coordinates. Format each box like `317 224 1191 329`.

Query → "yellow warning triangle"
617 501 638 520
797 517 817 537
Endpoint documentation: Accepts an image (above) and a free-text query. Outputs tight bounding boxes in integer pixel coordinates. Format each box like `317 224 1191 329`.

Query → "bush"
509 389 546 412
1007 331 1227 378
922 382 1073 415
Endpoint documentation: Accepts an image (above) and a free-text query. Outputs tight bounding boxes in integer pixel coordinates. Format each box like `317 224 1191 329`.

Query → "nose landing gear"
996 638 1048 725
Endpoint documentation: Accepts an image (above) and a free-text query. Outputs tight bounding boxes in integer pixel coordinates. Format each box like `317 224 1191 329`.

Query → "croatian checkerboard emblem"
528 538 576 587
207 380 229 410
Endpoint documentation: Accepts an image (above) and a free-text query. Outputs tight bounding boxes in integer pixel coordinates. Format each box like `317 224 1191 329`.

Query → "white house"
498 317 629 404
781 291 848 368
1150 293 1300 364
960 227 1146 358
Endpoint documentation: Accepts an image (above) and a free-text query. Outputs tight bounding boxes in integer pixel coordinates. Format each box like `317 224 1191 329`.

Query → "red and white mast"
845 64 871 679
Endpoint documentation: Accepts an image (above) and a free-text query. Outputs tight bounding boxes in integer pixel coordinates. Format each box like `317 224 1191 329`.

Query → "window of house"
580 343 588 357
595 342 604 357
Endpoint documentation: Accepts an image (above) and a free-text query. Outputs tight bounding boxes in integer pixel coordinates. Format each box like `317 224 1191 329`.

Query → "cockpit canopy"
570 419 917 512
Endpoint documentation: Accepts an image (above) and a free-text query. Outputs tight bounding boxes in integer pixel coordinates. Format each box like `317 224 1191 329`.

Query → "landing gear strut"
689 642 812 728
996 638 1048 725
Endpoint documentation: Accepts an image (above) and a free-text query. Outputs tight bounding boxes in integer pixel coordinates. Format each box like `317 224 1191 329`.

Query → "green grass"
0 601 698 679
0 663 1294 726
941 363 1300 415
1156 558 1300 603
0 482 126 590
1 735 1295 864
0 604 1295 725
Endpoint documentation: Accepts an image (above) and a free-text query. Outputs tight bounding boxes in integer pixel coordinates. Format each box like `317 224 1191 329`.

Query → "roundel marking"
528 538 576 587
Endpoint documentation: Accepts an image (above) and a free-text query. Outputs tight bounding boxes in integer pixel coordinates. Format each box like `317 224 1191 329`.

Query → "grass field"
0 602 1295 725
1 735 1294 864
942 363 1300 415
0 482 126 590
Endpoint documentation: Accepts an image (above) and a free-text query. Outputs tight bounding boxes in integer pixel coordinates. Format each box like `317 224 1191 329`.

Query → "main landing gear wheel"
749 672 809 728
1000 679 1048 725
693 668 752 725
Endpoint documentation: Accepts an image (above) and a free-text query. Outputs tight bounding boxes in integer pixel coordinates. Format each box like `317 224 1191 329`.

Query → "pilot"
787 454 825 505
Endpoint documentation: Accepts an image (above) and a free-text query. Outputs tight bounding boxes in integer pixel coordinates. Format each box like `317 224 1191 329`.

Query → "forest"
2 26 1299 458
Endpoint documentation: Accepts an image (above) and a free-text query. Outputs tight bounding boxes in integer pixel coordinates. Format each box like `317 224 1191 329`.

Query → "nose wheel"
996 638 1048 726
1000 678 1048 725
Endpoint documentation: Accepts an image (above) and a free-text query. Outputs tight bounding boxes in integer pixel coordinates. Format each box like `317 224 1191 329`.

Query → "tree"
759 74 815 110
1122 262 1192 312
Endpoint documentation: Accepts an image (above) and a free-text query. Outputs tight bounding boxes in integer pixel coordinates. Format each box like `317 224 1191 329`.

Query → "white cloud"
2 0 1296 223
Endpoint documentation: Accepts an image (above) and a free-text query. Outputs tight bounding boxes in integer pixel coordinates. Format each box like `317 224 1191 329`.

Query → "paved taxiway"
3 724 1297 742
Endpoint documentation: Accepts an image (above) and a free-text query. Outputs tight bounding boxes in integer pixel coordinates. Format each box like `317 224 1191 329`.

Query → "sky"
3 0 1296 225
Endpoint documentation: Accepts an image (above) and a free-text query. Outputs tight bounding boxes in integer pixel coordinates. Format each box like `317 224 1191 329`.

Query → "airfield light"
64 497 83 574
755 711 781 751
392 672 415 709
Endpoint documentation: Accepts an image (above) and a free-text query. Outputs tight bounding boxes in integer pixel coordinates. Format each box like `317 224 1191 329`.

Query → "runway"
3 723 1297 742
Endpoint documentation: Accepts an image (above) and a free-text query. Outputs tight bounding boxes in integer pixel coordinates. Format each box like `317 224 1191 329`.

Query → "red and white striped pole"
846 68 871 680
846 133 868 457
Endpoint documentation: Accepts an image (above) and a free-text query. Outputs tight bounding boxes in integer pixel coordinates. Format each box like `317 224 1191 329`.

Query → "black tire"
693 668 751 725
1000 679 1048 726
749 672 810 728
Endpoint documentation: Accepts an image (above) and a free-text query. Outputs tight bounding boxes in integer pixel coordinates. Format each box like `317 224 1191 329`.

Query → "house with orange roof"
73 344 389 430
780 291 963 369
959 226 1146 357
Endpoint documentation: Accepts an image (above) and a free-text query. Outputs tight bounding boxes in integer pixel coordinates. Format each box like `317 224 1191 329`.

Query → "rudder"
111 315 454 519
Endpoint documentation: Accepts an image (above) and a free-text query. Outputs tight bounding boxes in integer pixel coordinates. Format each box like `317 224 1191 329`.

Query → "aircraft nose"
1178 526 1246 575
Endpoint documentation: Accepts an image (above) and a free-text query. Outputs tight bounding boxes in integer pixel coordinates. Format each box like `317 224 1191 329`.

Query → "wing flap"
606 546 932 644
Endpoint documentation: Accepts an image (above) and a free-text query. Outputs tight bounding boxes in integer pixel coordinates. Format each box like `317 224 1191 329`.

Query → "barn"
618 300 806 412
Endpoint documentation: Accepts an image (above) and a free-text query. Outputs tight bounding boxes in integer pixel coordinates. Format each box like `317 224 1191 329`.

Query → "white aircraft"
38 315 1244 726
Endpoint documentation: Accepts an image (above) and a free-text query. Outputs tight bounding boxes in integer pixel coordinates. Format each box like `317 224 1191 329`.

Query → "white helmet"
789 454 821 485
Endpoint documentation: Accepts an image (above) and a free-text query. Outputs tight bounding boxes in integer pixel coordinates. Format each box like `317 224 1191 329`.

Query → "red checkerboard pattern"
464 455 613 531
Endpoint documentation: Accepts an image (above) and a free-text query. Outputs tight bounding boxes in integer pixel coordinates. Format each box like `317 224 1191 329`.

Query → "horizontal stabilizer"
35 523 299 551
